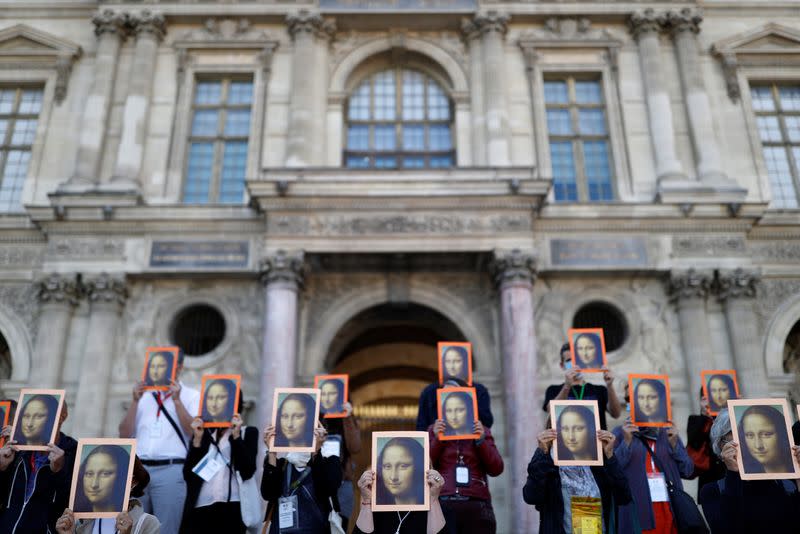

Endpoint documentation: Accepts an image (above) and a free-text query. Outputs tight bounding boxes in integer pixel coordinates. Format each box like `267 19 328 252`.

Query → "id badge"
278 495 299 531
192 449 224 482
647 473 669 502
570 496 602 534
456 466 470 486
322 434 342 458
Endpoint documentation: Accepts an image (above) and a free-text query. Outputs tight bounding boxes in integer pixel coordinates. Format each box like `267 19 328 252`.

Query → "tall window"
0 87 42 212
544 77 613 202
751 83 800 209
345 68 454 169
183 77 253 204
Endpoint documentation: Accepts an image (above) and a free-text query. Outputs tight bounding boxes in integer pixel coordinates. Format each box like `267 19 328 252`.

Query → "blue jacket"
611 427 694 534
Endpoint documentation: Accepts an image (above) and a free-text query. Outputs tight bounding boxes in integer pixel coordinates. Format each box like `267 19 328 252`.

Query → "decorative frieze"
672 236 746 257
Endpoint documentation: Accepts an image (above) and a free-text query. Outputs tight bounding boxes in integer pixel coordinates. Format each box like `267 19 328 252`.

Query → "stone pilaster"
667 269 716 410
716 268 768 397
284 10 335 167
462 19 487 166
73 274 128 437
489 249 537 534
665 8 726 183
33 274 80 388
107 10 166 191
469 11 511 166
629 9 685 183
257 250 306 431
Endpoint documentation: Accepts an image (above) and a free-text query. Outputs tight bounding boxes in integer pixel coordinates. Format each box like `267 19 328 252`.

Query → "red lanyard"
647 441 660 474
155 392 173 419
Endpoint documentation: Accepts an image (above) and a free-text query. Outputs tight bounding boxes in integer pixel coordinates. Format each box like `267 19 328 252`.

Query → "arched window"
344 68 455 169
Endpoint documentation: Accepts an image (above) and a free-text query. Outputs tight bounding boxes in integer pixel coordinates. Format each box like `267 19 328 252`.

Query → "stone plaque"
150 241 249 269
550 238 648 267
320 0 476 11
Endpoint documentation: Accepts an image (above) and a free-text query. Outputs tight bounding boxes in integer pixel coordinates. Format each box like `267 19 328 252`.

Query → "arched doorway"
327 302 468 492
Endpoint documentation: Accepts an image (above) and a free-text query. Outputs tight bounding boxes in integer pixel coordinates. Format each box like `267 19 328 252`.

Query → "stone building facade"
1 0 800 531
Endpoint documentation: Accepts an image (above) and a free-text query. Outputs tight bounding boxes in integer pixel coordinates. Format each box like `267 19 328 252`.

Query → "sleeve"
231 427 258 481
602 455 632 506
343 416 362 455
667 437 695 479
522 447 557 506
612 426 633 468
183 431 211 483
186 389 202 420
542 386 558 413
597 385 609 414
0 459 13 504
260 458 284 502
474 430 504 477
429 425 444 465
415 385 436 432
475 384 494 429
686 415 710 450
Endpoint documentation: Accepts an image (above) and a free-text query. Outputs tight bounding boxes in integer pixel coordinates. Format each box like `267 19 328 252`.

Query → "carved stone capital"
286 10 336 41
92 9 128 38
490 249 537 288
37 274 80 307
131 10 166 42
259 250 306 288
716 268 759 301
665 8 703 36
629 9 663 41
667 268 713 301
470 11 510 38
86 273 128 308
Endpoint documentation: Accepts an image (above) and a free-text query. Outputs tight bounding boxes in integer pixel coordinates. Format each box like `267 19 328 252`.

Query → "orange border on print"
700 370 740 417
198 374 241 428
437 342 473 386
550 399 603 467
567 328 607 373
10 389 65 451
0 401 11 448
141 346 179 392
627 374 672 428
314 374 349 419
69 438 137 519
268 388 321 454
728 398 800 481
371 431 431 512
436 387 480 441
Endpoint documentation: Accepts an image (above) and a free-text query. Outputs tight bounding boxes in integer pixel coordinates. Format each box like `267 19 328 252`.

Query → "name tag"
278 495 299 530
322 435 342 458
647 473 669 502
456 466 469 485
192 449 224 482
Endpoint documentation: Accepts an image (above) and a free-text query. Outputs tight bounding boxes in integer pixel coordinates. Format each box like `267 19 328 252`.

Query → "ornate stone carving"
131 10 166 42
0 246 42 266
750 241 800 262
37 274 80 306
92 9 128 38
469 11 510 37
716 268 759 301
490 249 537 287
286 10 336 41
178 18 276 44
629 9 663 41
664 8 703 35
672 236 746 257
46 238 124 260
86 273 128 307
666 269 713 301
259 250 306 288
0 283 40 340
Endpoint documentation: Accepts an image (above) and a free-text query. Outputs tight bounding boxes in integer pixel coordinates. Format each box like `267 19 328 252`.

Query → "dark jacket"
416 382 494 431
611 427 694 534
698 470 800 534
522 448 632 534
0 432 77 534
180 426 258 533
685 415 726 496
428 425 503 501
261 454 342 531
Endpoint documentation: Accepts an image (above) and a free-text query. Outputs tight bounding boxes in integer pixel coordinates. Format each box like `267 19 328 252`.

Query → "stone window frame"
165 23 278 203
0 24 81 212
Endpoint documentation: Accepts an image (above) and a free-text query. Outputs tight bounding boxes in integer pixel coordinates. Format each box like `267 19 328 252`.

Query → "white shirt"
196 430 240 508
134 382 200 460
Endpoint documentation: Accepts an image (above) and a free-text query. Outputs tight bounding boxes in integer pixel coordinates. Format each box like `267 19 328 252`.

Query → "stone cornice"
490 248 537 288
259 250 306 288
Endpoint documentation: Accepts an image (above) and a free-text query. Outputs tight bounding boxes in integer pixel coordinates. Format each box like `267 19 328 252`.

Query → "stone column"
668 269 716 411
461 19 487 166
629 9 684 183
666 8 726 183
490 249 538 534
34 274 80 388
108 10 165 191
285 10 335 167
63 9 127 189
717 269 769 397
73 274 127 437
471 11 511 166
257 251 305 431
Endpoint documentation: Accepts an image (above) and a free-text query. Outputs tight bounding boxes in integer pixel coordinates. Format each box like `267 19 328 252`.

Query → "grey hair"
710 409 732 457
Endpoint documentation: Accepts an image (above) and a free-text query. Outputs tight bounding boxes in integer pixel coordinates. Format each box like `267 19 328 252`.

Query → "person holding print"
633 379 668 424
15 394 59 446
573 333 603 369
441 346 469 383
543 343 622 430
375 438 426 506
274 393 317 448
441 392 474 437
319 379 345 416
200 379 236 424
145 352 173 388
737 405 795 474
556 405 598 462
73 445 130 514
706 375 736 414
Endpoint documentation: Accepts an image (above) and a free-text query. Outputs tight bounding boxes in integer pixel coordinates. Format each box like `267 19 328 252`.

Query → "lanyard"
285 463 312 496
395 511 411 534
647 441 659 473
154 391 173 419
571 383 586 400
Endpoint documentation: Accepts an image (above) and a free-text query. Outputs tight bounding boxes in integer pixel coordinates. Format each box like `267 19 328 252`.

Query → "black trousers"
185 501 246 534
440 498 497 534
